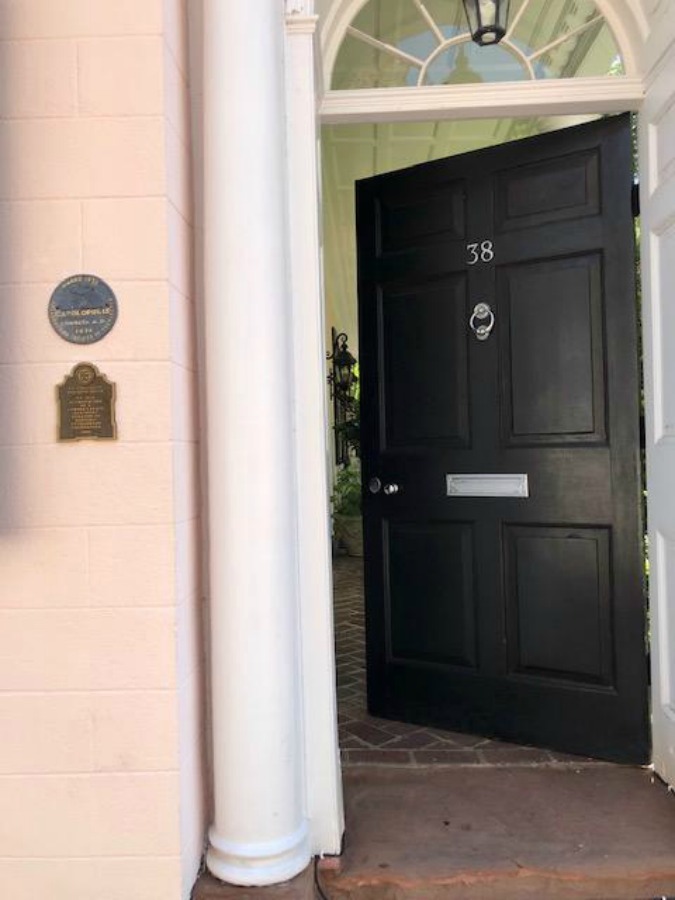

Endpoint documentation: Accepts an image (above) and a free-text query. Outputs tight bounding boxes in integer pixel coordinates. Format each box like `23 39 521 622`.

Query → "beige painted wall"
0 2 205 898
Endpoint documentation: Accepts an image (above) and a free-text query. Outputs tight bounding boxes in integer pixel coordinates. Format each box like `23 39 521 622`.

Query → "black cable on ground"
314 856 332 900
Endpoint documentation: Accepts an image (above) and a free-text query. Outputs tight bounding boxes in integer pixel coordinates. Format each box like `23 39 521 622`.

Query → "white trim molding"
321 76 645 124
286 15 319 35
285 0 345 857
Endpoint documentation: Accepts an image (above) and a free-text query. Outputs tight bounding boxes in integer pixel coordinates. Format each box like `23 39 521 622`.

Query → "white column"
285 8 345 854
202 0 310 886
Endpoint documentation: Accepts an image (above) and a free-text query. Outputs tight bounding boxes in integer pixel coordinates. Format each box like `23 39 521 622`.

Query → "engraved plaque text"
58 363 117 441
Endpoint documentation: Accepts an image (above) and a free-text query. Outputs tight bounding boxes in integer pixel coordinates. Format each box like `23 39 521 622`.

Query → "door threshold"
319 764 675 900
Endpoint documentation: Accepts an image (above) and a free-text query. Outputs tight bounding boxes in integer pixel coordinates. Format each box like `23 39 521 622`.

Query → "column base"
206 821 311 887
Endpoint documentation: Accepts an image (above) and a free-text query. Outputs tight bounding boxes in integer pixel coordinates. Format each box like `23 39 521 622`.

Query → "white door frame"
284 0 675 855
320 77 645 124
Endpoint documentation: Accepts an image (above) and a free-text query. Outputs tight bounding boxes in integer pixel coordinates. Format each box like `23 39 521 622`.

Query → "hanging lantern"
462 0 510 46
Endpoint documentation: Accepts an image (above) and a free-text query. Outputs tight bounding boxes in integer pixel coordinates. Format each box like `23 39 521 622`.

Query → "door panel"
495 149 600 230
382 278 470 449
504 525 614 686
357 114 649 763
387 521 477 669
500 254 606 444
379 179 467 251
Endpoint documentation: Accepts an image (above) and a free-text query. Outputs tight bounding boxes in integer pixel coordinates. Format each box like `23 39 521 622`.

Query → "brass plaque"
57 363 117 441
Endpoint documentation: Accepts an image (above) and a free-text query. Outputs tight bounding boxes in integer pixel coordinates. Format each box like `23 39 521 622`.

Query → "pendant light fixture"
462 0 510 46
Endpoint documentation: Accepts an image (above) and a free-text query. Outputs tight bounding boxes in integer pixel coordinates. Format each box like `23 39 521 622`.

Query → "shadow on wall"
0 1 21 534
186 0 217 852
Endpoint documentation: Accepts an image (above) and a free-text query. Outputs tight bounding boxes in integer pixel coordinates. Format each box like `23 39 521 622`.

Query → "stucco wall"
0 1 205 897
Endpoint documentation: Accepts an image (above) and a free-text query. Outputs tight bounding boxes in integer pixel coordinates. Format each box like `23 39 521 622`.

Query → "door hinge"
632 181 641 218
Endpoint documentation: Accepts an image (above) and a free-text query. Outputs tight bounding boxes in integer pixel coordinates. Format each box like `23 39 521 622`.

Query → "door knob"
368 477 382 494
383 483 400 495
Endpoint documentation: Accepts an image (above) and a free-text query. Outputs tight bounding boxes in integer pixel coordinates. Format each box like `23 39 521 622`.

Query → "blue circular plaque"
48 274 118 344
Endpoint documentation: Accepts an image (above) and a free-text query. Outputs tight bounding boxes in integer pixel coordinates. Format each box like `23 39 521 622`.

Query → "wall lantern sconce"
462 0 510 46
327 328 359 467
328 330 357 400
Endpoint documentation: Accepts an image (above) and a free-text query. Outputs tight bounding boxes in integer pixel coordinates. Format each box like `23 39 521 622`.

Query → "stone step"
317 765 675 900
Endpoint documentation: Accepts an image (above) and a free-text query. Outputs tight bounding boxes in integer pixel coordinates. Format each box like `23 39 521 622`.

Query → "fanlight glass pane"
333 34 415 90
351 0 435 50
418 0 476 36
426 43 527 85
329 0 623 90
509 0 620 78
535 22 623 79
509 0 598 48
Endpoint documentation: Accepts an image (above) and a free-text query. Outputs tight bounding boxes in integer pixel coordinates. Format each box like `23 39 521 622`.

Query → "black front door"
356 114 649 764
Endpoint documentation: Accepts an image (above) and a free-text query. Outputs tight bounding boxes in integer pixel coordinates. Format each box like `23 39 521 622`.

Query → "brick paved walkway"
333 555 606 768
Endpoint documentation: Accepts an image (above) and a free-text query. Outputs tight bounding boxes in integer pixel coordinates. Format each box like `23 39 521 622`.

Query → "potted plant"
332 461 363 557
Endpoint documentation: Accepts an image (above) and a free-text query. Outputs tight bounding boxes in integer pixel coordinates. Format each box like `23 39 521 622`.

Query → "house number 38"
466 240 495 265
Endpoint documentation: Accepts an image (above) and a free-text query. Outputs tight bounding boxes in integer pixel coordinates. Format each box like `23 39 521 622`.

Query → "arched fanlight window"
331 0 622 90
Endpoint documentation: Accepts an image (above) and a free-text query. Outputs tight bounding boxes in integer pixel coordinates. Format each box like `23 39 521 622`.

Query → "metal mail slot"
446 473 529 498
